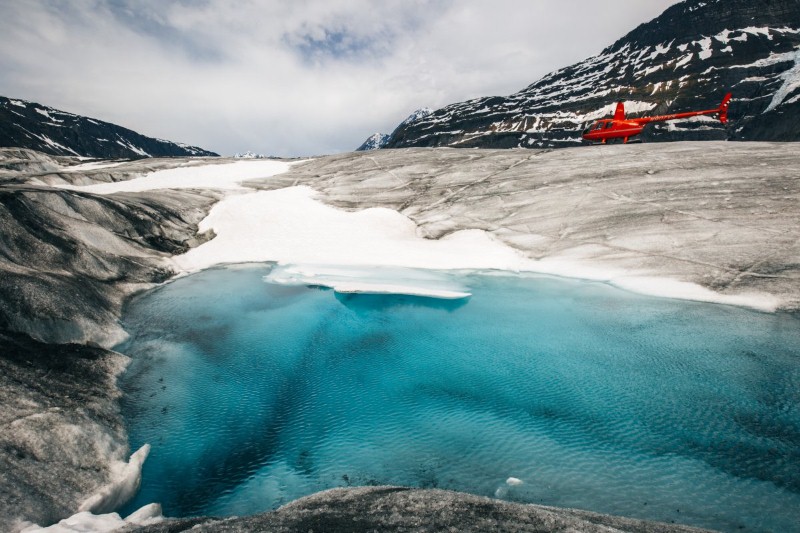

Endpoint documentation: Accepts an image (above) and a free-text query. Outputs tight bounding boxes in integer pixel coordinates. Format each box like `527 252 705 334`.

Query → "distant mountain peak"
0 96 218 158
356 133 391 151
356 108 435 151
233 151 272 159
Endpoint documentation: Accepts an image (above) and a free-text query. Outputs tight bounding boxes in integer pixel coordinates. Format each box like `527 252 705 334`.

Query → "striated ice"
54 160 296 193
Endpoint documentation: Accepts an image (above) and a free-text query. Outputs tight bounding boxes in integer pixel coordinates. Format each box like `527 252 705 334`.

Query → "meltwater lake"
117 265 800 532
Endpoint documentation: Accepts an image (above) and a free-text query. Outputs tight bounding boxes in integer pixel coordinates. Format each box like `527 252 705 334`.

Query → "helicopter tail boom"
633 93 732 126
718 92 732 124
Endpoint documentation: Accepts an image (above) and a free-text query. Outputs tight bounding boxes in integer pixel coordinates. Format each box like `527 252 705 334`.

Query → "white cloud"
0 0 680 156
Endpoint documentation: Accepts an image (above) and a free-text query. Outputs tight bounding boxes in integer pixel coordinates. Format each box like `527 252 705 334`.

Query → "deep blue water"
118 265 800 532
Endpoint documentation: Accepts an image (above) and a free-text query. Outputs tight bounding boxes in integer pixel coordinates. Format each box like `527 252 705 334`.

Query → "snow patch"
530 258 780 312
738 76 769 84
742 26 773 40
694 37 713 60
613 277 779 312
765 48 800 112
173 186 529 274
714 29 732 44
114 140 149 157
643 65 663 77
648 42 672 60
60 161 128 172
675 53 694 69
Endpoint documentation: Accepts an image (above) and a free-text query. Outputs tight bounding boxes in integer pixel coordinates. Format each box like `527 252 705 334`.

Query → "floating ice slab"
265 264 472 299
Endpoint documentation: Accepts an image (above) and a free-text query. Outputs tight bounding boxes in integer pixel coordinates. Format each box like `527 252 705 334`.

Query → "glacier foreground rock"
133 486 712 533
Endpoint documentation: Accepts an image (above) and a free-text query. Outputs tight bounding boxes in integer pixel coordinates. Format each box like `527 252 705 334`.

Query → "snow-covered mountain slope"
0 96 218 158
383 0 800 149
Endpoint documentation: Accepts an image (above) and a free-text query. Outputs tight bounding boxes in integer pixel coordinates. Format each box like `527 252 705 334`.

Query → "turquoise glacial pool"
118 265 800 532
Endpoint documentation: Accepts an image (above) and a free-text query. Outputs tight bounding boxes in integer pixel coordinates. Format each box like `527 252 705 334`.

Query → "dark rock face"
133 486 712 533
384 0 800 149
0 96 218 158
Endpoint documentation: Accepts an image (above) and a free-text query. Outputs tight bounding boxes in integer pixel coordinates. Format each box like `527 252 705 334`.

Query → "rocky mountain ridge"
371 0 800 149
0 96 218 159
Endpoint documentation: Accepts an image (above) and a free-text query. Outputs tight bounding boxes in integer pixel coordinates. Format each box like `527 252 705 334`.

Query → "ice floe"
265 264 472 299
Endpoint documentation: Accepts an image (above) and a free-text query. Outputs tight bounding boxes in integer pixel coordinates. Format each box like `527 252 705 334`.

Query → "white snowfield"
56 143 799 310
173 186 529 294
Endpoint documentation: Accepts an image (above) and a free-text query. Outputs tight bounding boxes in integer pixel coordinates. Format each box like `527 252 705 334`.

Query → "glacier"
2 142 799 532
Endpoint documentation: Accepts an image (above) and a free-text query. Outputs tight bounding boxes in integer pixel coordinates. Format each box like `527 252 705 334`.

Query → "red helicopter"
582 93 732 144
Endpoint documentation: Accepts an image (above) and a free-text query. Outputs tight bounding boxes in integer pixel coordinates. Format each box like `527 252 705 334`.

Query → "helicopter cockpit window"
594 122 604 130
605 122 614 129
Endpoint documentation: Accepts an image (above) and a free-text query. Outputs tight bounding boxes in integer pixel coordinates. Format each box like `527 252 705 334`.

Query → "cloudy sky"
0 0 680 156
